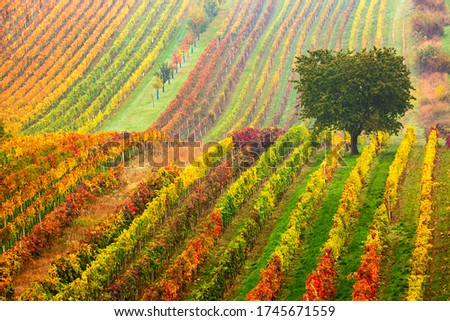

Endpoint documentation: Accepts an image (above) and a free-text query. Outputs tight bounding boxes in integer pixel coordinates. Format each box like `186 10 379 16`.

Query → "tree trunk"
350 131 359 155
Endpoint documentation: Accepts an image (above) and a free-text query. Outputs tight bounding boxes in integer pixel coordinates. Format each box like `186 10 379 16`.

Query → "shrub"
413 0 446 11
417 46 450 73
411 10 447 38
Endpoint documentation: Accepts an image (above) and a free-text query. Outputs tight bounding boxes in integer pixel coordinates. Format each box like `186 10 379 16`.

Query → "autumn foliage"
303 249 337 301
352 127 420 300
303 134 383 300
407 127 438 300
0 166 122 300
246 255 284 301
247 137 343 301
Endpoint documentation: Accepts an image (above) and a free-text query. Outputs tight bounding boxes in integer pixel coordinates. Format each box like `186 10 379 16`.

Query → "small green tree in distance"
187 5 207 40
293 47 415 154
152 76 163 100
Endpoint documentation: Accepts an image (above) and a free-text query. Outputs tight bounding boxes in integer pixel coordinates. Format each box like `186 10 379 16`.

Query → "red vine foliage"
303 249 337 301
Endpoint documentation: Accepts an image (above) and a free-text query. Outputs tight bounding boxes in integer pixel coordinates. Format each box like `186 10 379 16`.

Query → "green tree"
152 76 163 99
155 62 172 92
204 0 219 19
293 48 414 154
187 5 207 40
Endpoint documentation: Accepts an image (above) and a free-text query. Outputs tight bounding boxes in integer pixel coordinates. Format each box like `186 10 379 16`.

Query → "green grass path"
378 143 425 300
335 144 398 300
279 154 359 300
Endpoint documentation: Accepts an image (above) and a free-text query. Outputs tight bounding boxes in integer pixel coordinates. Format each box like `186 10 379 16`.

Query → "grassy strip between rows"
424 148 450 300
335 144 398 300
378 145 425 300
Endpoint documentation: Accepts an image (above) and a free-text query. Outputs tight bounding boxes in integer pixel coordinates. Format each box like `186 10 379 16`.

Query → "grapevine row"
152 0 253 131
1 0 87 91
18 166 182 300
104 128 284 300
1 131 167 251
3 0 141 135
375 0 388 47
0 0 132 210
352 127 416 300
361 0 380 49
136 126 307 300
271 0 342 127
73 0 189 133
0 0 70 79
250 0 323 129
4 0 123 108
2 132 121 219
322 0 345 49
1 0 57 53
406 128 439 300
335 0 357 50
309 0 338 50
229 0 314 133
248 0 325 129
348 0 367 50
3 0 101 99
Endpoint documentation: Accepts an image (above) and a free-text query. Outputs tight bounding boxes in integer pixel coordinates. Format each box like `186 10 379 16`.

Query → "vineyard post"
387 195 392 221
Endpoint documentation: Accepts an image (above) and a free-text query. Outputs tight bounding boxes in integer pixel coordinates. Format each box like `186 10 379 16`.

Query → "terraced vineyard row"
1 0 408 136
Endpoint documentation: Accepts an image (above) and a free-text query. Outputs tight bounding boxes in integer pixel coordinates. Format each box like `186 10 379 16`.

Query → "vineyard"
1 0 449 303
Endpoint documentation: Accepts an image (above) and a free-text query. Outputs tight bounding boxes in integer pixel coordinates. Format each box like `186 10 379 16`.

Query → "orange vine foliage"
303 249 337 301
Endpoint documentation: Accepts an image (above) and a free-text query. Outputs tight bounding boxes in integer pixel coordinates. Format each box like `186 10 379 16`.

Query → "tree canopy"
293 47 415 154
204 0 220 19
155 62 172 91
152 76 163 99
187 5 207 39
